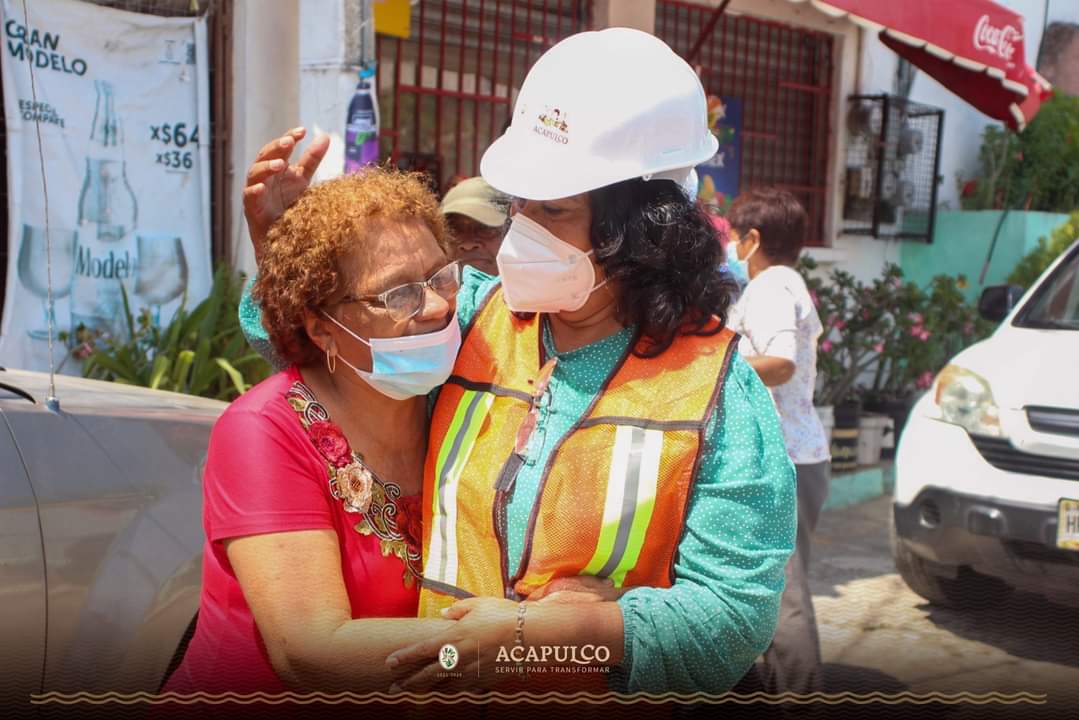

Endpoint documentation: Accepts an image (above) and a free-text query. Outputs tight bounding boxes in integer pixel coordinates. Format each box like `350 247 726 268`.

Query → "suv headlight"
933 364 1002 437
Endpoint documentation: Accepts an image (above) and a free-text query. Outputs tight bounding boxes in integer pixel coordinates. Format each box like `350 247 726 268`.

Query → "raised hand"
243 127 330 263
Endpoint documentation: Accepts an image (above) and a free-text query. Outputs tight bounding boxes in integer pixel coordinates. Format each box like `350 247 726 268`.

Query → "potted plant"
800 258 890 470
860 267 931 458
862 271 992 456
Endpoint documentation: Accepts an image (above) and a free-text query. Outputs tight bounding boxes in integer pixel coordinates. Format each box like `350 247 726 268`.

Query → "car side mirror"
978 284 1024 323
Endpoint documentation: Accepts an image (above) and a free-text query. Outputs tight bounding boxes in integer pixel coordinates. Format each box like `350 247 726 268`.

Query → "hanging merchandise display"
0 0 212 372
344 65 380 174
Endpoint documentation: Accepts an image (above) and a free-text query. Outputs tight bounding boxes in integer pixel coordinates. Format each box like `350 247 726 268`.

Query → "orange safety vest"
419 286 737 621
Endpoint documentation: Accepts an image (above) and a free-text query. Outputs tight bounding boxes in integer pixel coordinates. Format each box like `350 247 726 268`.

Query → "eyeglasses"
514 358 558 456
338 261 461 322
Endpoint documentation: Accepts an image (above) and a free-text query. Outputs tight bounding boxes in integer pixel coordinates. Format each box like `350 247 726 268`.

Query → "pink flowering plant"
868 272 992 400
798 258 991 406
800 258 892 406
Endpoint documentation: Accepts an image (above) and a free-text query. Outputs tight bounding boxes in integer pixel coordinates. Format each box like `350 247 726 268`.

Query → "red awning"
785 0 1052 129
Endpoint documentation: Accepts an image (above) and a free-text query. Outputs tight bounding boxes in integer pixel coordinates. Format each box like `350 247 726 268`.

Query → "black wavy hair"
589 177 737 358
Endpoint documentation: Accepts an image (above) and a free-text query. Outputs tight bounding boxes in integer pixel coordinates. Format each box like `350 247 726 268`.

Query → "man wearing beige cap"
440 176 509 276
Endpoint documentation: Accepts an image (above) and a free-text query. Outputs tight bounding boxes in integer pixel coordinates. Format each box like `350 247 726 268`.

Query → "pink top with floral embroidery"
165 365 420 694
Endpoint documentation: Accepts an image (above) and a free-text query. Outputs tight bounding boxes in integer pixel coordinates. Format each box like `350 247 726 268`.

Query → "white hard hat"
480 27 718 201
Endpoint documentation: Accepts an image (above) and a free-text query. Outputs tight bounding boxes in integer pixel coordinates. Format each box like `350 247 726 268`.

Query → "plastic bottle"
344 65 380 174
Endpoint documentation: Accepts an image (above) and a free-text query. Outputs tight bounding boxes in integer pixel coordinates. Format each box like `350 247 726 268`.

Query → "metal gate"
656 0 835 246
376 0 591 194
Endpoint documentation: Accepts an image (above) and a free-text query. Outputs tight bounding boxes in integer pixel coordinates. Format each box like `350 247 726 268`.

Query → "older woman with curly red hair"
164 168 461 695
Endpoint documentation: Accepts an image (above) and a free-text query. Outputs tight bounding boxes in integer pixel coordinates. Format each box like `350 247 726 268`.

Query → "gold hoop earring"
326 351 337 374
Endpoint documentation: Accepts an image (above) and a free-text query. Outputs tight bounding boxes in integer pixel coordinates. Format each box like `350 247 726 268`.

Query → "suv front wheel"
890 516 1013 609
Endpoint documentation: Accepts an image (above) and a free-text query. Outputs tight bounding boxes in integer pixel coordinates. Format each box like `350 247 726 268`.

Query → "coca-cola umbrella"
783 0 1052 129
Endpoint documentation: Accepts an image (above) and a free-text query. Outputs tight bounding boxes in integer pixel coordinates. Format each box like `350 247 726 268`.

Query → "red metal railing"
656 0 835 246
377 0 591 194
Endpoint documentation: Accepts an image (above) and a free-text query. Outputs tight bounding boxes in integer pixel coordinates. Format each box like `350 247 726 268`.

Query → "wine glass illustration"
17 225 77 340
134 234 188 326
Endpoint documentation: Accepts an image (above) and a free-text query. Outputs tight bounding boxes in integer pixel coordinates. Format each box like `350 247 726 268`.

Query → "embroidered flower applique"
286 380 421 587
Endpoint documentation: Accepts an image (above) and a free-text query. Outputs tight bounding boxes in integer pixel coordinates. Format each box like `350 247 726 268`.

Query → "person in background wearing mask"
238 27 794 697
706 209 748 295
727 188 831 699
440 176 509 276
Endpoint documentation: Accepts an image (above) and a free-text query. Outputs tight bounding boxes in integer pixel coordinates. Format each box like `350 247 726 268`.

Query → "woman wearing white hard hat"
239 27 794 696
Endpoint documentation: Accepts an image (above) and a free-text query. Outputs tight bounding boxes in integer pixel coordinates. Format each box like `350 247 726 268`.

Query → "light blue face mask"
724 256 750 289
322 311 462 400
725 236 755 289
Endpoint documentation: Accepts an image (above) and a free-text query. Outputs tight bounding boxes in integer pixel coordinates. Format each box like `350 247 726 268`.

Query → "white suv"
892 239 1079 608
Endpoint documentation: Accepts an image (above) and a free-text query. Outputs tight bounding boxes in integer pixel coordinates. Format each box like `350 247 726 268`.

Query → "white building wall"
229 0 301 277
298 0 360 186
703 0 1079 282
835 0 1079 282
861 0 1079 213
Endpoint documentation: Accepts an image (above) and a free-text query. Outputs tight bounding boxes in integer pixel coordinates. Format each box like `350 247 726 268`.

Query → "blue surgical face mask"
726 235 756 288
725 256 749 289
322 311 462 400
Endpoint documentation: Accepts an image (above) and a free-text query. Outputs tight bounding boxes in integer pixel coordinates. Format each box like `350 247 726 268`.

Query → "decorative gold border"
31 691 1048 706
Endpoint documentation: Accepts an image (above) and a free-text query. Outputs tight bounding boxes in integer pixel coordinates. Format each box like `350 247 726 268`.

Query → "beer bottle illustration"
72 80 138 340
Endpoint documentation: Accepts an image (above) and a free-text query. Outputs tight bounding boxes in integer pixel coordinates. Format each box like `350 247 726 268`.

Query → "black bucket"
831 400 861 471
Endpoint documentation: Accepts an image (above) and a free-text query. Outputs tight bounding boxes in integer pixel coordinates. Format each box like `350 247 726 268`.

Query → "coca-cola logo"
973 14 1021 62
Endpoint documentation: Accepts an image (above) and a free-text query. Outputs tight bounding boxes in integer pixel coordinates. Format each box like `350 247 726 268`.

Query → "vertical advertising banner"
696 95 743 213
0 0 210 372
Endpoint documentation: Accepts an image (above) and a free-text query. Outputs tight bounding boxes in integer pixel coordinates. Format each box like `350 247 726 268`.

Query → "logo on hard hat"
533 106 569 144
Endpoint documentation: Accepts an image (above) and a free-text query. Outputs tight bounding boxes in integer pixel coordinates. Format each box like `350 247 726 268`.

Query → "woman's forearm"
282 617 455 691
524 601 625 665
746 355 795 387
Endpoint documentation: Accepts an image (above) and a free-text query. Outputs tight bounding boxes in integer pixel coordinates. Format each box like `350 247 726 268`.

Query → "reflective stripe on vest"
582 425 663 587
427 388 495 588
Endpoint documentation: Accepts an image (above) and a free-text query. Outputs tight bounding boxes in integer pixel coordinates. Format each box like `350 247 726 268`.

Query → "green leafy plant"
1007 212 1079 289
958 94 1079 212
65 266 271 402
957 124 1019 210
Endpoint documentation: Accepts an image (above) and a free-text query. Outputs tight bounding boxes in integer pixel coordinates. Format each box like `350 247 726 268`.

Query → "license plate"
1058 498 1079 551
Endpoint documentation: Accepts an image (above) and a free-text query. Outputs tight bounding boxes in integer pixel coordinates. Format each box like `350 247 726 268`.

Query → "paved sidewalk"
808 495 1079 719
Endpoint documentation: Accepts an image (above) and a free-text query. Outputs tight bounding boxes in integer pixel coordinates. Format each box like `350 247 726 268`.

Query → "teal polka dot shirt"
239 266 797 694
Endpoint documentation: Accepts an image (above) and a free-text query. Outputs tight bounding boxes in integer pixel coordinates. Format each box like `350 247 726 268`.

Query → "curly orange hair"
253 168 448 366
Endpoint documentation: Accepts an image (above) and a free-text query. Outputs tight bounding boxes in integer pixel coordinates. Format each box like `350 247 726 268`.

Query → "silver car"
1 368 224 706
